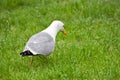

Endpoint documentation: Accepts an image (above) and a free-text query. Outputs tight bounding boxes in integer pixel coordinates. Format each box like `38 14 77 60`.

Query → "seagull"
20 20 66 65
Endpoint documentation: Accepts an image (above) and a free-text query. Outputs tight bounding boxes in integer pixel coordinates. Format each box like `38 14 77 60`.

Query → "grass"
0 0 120 80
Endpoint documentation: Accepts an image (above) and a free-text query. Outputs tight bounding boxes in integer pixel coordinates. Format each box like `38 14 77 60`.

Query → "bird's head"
52 20 67 35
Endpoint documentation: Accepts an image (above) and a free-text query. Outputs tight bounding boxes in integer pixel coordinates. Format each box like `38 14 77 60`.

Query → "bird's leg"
29 57 33 66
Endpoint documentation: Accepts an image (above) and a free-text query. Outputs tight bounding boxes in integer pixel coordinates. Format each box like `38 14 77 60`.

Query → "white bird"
20 20 66 64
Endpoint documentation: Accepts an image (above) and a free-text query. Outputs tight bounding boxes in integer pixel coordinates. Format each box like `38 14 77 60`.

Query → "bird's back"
24 32 55 55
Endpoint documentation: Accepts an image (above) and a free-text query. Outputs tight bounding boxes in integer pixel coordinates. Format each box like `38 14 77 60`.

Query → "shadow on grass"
19 55 54 69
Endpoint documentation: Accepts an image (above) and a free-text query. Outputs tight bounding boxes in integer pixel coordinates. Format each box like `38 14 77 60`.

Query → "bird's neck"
42 25 59 41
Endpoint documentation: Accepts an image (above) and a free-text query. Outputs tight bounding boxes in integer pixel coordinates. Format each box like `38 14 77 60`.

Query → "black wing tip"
20 52 24 57
20 50 33 57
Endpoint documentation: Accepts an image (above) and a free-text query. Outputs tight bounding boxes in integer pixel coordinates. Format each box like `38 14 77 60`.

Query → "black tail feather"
20 50 33 57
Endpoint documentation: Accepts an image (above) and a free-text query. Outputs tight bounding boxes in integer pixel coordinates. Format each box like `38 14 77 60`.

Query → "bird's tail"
20 50 33 57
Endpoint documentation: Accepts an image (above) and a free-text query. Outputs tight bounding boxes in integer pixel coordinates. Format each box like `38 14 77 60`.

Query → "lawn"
0 0 120 80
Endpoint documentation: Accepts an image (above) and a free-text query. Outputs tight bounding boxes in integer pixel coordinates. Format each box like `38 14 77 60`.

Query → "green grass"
0 0 120 80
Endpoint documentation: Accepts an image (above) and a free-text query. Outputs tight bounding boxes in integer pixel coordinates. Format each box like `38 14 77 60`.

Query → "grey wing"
25 32 55 55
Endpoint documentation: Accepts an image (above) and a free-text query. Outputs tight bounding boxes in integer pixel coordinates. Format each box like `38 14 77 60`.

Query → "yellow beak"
63 29 67 35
